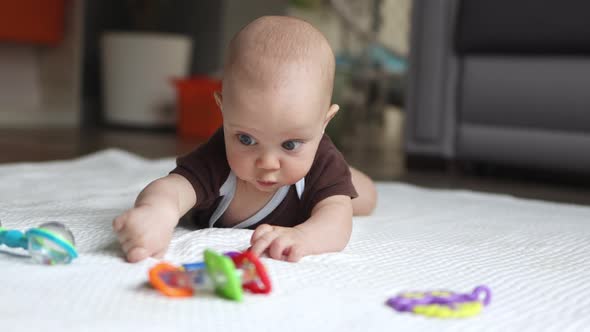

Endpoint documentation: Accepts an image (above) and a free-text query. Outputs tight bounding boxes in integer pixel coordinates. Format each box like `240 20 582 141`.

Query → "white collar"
208 171 305 228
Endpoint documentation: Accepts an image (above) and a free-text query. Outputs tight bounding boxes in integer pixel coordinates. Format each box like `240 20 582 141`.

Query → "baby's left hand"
249 224 311 262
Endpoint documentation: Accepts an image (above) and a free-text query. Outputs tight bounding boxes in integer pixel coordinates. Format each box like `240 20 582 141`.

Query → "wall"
0 0 83 128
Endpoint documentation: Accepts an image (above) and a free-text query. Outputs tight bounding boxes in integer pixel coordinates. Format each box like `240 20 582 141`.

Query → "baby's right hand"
112 203 179 262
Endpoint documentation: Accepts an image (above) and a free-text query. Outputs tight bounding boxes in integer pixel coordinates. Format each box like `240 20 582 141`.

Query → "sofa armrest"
405 0 460 158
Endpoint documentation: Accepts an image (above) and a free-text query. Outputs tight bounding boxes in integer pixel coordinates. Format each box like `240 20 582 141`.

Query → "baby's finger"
250 224 274 245
127 247 150 263
117 231 129 244
153 249 166 259
112 214 127 232
121 240 134 253
268 237 291 260
250 231 279 256
286 244 305 262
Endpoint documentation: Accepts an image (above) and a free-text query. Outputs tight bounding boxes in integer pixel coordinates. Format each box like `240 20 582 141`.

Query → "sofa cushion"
459 56 590 133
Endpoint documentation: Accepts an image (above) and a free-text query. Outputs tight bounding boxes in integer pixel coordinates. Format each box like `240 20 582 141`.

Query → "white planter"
101 32 192 127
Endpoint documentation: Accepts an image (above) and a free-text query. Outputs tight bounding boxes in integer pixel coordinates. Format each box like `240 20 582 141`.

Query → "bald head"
223 16 335 106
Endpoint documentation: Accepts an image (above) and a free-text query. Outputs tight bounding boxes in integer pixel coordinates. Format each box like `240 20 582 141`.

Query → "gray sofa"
404 0 590 173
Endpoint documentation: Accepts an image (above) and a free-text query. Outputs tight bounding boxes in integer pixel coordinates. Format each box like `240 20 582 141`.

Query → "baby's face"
221 71 328 193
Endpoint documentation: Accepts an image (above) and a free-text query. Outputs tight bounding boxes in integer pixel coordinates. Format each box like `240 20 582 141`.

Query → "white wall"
0 0 83 128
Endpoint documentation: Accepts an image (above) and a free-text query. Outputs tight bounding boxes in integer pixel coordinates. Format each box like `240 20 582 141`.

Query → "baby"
113 16 377 263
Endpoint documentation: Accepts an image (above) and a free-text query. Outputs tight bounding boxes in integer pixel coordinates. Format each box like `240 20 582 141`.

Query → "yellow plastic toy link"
413 302 483 318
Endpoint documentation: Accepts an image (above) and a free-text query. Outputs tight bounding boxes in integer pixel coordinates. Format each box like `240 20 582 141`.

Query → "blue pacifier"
0 220 78 265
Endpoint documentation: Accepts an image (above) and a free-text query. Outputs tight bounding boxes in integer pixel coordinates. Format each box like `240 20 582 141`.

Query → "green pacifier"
204 249 243 301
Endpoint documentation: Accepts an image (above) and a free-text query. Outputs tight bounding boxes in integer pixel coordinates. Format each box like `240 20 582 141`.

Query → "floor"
2 108 589 206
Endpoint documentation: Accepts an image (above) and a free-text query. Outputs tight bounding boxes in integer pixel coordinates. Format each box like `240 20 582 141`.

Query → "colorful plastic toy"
386 285 491 318
149 249 272 301
0 220 78 265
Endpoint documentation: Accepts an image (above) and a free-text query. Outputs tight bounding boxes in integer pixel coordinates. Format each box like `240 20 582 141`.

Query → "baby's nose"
255 152 280 170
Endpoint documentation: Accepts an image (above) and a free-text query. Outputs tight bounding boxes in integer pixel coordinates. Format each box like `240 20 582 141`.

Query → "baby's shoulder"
311 134 348 170
305 134 350 184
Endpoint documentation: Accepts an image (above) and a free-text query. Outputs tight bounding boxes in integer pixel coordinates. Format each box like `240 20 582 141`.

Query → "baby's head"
217 16 339 192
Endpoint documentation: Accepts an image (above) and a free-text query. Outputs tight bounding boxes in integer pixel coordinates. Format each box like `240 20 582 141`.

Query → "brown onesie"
171 127 358 230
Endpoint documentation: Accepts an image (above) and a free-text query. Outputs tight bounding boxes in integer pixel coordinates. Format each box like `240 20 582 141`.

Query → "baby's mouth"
257 180 277 187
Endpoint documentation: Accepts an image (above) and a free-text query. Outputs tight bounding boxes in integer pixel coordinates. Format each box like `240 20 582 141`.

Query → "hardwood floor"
0 127 198 163
2 109 589 206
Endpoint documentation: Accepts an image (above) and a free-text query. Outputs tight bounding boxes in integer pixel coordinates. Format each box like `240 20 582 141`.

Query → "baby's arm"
249 195 353 262
112 173 196 262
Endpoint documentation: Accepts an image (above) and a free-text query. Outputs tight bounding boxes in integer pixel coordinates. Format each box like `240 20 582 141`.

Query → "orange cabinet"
0 0 66 46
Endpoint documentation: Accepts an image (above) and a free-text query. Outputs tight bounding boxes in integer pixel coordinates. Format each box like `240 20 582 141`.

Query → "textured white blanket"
1 150 589 332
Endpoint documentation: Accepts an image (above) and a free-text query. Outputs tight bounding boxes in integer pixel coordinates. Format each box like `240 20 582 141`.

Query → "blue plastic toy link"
0 229 29 249
0 220 78 265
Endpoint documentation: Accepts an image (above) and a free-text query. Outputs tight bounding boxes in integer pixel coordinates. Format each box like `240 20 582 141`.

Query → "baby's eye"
238 134 256 146
282 140 302 151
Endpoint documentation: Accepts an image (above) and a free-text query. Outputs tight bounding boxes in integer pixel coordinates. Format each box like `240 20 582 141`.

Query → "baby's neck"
219 178 278 227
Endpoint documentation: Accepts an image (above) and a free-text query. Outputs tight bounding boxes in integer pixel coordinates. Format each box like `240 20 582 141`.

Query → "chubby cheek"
282 140 322 184
226 145 254 179
281 153 314 184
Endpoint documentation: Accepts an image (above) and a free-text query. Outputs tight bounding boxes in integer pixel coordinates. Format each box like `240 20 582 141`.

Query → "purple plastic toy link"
386 285 492 317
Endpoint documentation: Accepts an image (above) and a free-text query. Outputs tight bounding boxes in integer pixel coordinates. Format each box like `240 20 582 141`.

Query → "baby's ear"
323 104 340 132
213 91 222 108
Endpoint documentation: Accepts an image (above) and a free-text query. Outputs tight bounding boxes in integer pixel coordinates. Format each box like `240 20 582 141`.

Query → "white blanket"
1 149 589 332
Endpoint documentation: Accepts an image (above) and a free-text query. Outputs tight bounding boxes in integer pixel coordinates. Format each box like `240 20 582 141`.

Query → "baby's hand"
112 203 179 262
249 224 311 262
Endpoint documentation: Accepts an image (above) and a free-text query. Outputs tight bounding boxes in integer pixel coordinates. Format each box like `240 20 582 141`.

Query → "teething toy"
0 220 78 265
386 285 491 318
232 250 272 294
149 249 271 301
